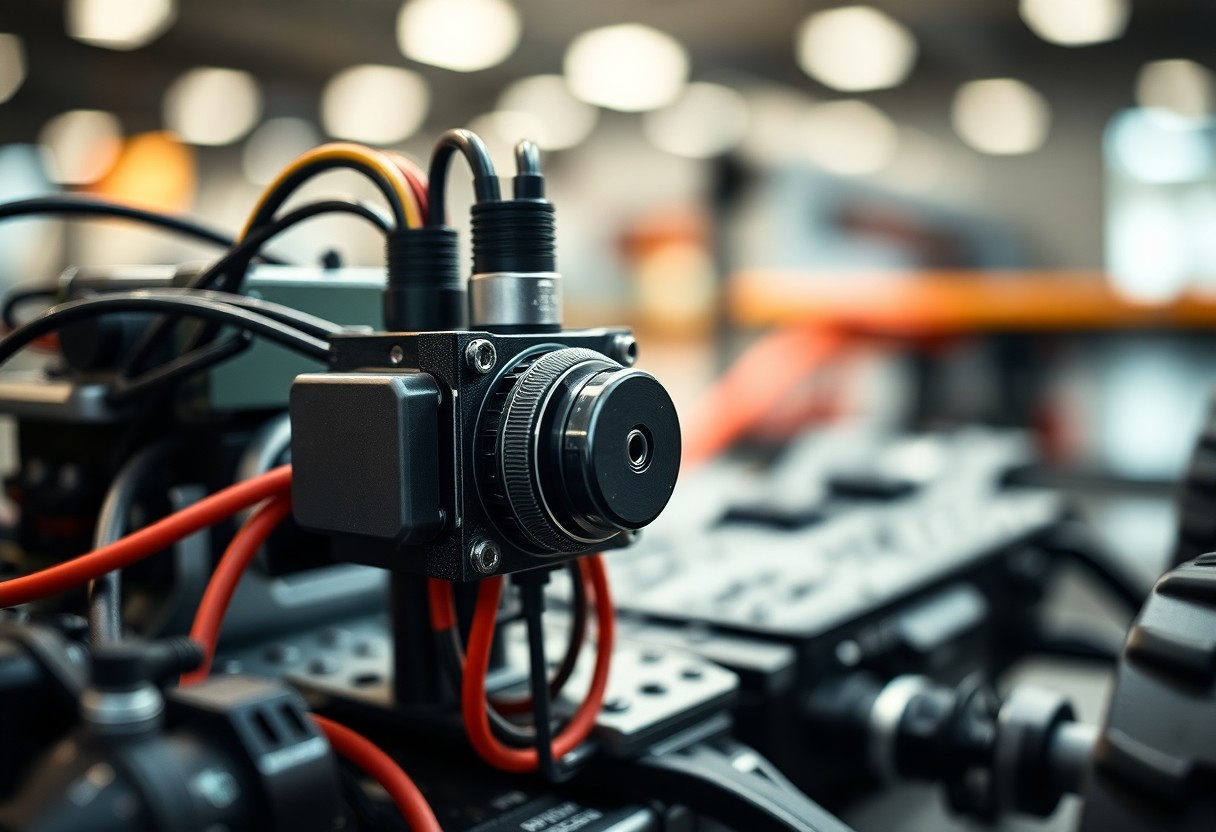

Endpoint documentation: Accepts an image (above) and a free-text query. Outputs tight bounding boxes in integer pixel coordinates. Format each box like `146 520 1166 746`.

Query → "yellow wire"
240 142 423 237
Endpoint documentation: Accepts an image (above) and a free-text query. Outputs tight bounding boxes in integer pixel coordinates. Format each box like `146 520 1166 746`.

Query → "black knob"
484 347 681 554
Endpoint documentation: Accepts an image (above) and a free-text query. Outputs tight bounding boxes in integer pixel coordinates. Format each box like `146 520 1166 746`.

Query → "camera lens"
479 347 681 555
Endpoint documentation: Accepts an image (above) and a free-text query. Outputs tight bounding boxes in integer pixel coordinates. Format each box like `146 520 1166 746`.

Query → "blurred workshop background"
0 2 1214 829
0 1 1213 552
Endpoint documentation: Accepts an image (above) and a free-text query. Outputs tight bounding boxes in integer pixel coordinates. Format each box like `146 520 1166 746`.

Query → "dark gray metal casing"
288 328 638 581
290 372 443 546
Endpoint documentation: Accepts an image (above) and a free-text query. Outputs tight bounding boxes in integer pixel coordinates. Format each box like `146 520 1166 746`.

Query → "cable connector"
468 140 561 333
384 225 464 331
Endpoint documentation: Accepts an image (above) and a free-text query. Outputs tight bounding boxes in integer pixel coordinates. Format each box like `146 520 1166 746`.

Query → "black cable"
2 285 57 330
491 563 586 716
433 562 586 749
243 161 408 235
197 199 393 294
120 199 391 382
122 288 344 339
88 441 178 645
0 196 287 264
0 293 331 372
426 129 501 226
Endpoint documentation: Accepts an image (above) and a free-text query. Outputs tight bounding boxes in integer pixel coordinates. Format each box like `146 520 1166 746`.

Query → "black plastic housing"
290 328 672 581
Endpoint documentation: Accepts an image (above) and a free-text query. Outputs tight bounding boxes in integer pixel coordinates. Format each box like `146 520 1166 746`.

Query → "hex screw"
470 539 501 575
611 334 638 367
465 339 497 375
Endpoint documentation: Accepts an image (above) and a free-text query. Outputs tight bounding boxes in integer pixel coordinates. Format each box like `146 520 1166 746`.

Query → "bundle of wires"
0 143 442 831
0 134 618 824
0 143 431 403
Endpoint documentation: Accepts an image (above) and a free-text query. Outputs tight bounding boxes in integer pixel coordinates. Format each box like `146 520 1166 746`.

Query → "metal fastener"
470 539 501 574
389 345 405 365
465 339 497 374
611 333 638 366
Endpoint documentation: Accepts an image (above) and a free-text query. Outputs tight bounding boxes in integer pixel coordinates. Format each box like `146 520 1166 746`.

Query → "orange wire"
0 465 292 608
681 327 847 467
459 555 614 774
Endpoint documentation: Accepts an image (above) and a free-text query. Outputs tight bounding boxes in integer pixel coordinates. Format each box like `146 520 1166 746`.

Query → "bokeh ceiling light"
397 0 520 72
951 78 1050 155
643 82 750 159
1018 0 1129 47
66 0 176 50
1135 59 1216 122
800 99 898 176
163 68 261 146
796 6 917 92
0 33 26 104
39 110 123 185
321 65 429 144
564 25 689 112
243 118 321 186
1107 108 1212 184
497 75 598 150
740 87 817 165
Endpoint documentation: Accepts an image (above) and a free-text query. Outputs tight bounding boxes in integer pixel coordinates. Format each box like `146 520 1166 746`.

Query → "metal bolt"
611 333 638 366
465 339 497 374
389 344 405 365
470 539 501 574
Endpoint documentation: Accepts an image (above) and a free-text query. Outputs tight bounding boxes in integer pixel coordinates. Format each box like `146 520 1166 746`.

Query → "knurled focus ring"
499 347 617 553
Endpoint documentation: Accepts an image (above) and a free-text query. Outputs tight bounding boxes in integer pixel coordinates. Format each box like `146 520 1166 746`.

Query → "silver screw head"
611 333 638 366
389 344 405 365
470 539 501 574
465 339 497 374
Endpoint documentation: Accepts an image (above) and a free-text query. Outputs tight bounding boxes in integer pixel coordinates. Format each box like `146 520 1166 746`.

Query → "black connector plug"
468 139 562 333
383 225 464 331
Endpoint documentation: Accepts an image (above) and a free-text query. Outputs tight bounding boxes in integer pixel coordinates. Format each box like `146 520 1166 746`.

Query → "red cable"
311 714 442 832
428 563 593 717
180 495 293 685
176 485 442 830
385 152 430 218
0 465 293 609
459 554 614 773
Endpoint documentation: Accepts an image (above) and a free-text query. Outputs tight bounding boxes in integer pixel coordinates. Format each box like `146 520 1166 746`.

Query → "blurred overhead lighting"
39 110 123 185
0 33 26 104
800 99 897 176
66 0 176 50
163 68 261 146
93 132 196 212
878 126 950 194
1018 0 1128 47
497 75 598 150
565 25 688 112
951 78 1050 155
1106 108 1212 185
1108 195 1189 305
321 65 429 145
796 6 917 92
397 0 520 72
644 82 749 159
740 87 816 165
243 118 321 186
1135 59 1215 122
